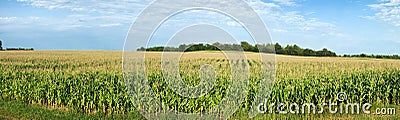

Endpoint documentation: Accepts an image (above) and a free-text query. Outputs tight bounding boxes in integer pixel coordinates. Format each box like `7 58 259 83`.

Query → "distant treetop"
138 41 400 59
0 40 3 50
138 42 337 57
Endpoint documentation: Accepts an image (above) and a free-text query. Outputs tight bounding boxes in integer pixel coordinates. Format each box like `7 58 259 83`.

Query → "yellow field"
0 51 399 119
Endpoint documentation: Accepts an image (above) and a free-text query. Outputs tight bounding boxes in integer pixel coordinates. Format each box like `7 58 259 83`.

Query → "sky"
0 0 399 55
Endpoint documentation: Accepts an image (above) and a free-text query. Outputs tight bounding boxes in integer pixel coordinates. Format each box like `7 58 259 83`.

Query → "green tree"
0 40 2 50
303 48 316 56
316 48 336 57
283 45 303 56
274 43 283 54
240 41 256 52
179 44 188 52
137 47 146 51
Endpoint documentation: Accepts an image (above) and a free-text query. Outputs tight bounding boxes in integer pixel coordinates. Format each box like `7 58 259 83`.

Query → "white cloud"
246 0 282 15
365 0 400 27
226 21 240 27
271 28 288 33
304 12 316 15
282 12 336 31
99 23 122 27
226 21 245 27
15 0 150 30
0 17 18 23
11 0 343 38
0 16 41 24
16 0 151 15
246 0 338 35
271 0 297 6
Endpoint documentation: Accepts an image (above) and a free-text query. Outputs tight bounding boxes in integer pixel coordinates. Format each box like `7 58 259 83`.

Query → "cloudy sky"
0 0 399 55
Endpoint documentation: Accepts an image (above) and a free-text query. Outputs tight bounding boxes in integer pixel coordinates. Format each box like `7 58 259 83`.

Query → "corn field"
0 51 399 116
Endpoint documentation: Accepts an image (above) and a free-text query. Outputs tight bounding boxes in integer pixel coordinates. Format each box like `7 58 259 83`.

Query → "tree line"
341 54 400 59
138 42 400 59
0 40 3 50
0 40 34 51
5 48 34 51
138 42 337 57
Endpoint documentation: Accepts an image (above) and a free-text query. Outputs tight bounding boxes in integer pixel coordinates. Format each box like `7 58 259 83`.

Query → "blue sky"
0 0 399 55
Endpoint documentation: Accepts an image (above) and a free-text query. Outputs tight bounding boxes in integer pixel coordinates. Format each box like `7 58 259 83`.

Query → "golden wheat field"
0 51 399 119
